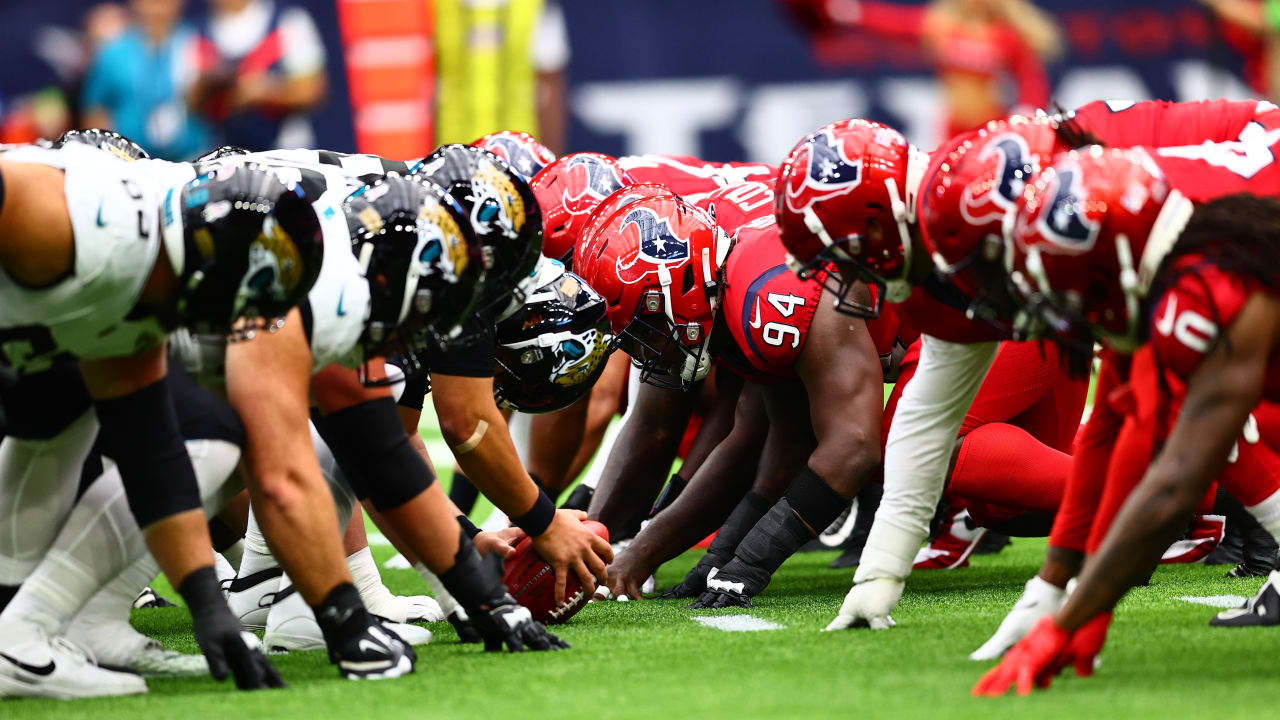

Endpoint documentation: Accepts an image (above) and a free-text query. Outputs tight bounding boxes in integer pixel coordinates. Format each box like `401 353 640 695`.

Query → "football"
501 520 610 624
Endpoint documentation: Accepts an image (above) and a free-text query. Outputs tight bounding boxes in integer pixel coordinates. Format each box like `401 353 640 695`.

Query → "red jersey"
697 182 903 384
618 155 778 202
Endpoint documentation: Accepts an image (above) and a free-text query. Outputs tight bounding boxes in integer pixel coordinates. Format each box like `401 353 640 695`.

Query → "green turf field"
6 536 1278 719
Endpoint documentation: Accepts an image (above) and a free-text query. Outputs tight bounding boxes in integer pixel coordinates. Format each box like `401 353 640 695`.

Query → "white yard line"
691 614 785 632
1177 595 1246 608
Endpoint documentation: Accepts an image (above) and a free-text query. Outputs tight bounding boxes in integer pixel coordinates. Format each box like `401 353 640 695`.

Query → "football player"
0 143 314 697
794 101 1280 632
580 182 897 607
975 147 1280 695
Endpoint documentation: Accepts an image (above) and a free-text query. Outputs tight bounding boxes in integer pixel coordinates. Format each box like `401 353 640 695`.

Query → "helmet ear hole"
682 265 696 294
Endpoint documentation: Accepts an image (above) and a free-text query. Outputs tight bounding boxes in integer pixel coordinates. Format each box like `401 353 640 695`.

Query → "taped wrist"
315 397 435 512
176 565 224 617
732 499 815 579
457 514 482 539
705 491 772 563
511 489 555 537
784 466 848 533
96 378 201 527
437 529 506 611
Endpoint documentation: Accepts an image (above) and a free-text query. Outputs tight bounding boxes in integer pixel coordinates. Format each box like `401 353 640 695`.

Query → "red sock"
947 422 1070 515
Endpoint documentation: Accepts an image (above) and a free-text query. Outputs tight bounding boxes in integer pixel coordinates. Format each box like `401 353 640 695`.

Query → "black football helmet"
54 128 150 161
412 144 543 332
345 173 483 382
493 266 614 413
163 164 325 336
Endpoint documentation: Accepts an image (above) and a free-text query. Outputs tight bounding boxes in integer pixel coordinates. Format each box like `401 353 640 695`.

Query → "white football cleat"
224 567 284 631
970 575 1067 660
66 615 208 678
263 585 432 654
0 620 147 699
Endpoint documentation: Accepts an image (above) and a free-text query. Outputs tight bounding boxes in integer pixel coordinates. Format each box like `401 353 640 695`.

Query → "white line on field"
691 614 784 632
1178 595 1247 608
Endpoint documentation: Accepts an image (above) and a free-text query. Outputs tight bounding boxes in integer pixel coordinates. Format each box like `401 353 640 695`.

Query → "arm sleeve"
853 336 998 584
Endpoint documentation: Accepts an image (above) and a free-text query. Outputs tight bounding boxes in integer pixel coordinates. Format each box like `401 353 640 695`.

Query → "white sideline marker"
1178 595 1247 608
692 614 785 632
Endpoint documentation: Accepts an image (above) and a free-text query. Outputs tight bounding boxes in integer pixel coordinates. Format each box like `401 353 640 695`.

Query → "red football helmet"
573 183 679 278
531 153 635 265
775 118 928 318
471 131 556 179
580 195 732 389
1008 147 1193 351
918 115 1065 323
695 181 775 235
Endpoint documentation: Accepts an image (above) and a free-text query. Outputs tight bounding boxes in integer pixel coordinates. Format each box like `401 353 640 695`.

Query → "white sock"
348 547 393 607
237 507 278 578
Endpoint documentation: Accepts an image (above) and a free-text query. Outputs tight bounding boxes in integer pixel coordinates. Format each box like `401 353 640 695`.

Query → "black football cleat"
1211 571 1280 627
329 616 416 679
559 484 594 512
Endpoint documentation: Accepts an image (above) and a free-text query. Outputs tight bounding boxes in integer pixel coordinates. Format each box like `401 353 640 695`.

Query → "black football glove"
470 594 570 652
658 554 720 599
191 604 284 689
447 609 483 644
689 563 766 609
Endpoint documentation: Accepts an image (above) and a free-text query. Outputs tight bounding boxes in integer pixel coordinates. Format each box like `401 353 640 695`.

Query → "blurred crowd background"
0 0 1270 163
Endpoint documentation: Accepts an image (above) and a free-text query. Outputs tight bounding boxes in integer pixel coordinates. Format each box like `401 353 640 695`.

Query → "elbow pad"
313 396 435 512
95 378 202 527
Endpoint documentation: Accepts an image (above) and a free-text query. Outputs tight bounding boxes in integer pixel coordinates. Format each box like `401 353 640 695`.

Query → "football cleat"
0 620 147 699
223 566 284 631
1210 571 1280 627
1161 515 1226 564
818 502 857 548
66 613 206 678
132 586 178 610
361 592 444 625
913 509 987 570
328 619 416 680
124 642 211 678
263 584 432 654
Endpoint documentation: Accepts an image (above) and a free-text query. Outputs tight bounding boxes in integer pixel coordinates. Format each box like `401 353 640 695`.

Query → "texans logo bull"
562 156 626 217
1029 168 1101 253
615 207 690 283
784 129 863 213
960 133 1037 226
483 135 551 178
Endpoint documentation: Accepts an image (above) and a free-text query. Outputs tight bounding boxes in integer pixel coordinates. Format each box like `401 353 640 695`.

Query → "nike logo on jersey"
95 200 107 227
749 297 762 329
0 652 56 677
336 289 347 317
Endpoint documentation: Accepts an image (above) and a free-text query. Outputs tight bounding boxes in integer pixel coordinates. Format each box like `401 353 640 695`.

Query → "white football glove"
824 578 904 631
969 575 1066 660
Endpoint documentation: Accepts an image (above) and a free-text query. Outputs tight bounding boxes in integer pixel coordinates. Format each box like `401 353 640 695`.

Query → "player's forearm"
142 509 217 589
588 417 683 538
446 407 540 518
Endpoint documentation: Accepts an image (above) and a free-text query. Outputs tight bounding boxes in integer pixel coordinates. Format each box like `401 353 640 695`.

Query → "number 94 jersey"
698 182 903 384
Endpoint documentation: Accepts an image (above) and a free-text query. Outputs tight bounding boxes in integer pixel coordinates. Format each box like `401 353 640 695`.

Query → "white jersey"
0 144 168 373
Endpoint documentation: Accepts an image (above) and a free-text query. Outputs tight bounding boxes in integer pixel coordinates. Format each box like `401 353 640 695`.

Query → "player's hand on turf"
1058 612 1111 678
972 615 1071 696
600 548 653 601
474 527 525 559
471 594 570 652
690 566 757 609
192 606 285 690
970 576 1066 661
531 510 613 606
824 578 903 631
658 556 718 599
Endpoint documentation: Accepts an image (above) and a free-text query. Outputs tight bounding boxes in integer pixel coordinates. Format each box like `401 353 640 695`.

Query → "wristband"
457 514 482 539
176 565 223 616
511 489 555 537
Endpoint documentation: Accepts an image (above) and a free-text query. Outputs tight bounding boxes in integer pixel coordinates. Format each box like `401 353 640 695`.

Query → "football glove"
824 577 903 631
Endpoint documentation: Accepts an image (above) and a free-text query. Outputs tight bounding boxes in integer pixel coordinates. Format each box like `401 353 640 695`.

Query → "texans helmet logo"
960 134 1037 226
562 156 626 216
785 129 863 213
484 136 549 178
615 207 690 282
1033 168 1101 253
